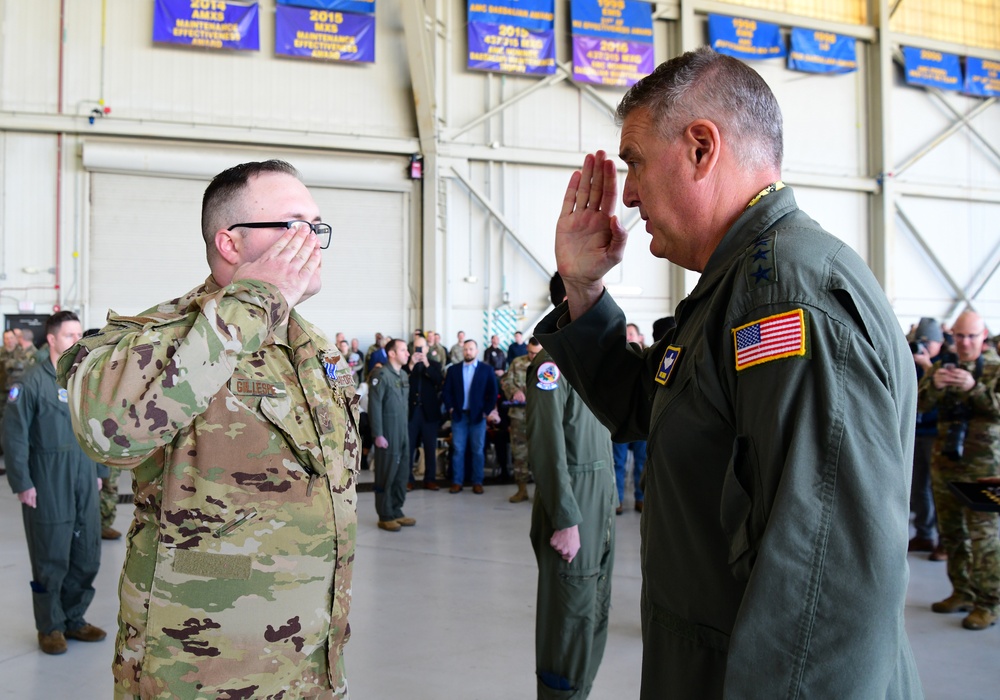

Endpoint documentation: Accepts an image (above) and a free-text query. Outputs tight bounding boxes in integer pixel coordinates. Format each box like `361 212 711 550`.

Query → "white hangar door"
86 152 410 342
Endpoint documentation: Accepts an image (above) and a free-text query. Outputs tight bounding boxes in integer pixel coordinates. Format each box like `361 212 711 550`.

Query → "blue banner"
708 14 785 60
903 47 962 92
572 36 653 87
467 1 556 76
787 28 856 74
153 0 259 51
570 0 653 41
275 5 374 62
965 57 1000 98
277 0 374 13
468 0 554 32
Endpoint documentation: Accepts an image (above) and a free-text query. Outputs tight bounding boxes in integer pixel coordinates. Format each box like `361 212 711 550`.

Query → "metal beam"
402 0 444 333
896 203 976 313
449 166 552 280
892 98 997 177
448 66 571 141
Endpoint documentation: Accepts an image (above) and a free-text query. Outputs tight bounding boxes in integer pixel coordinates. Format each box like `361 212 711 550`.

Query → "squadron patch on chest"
654 346 683 386
7 384 20 403
733 309 808 371
745 233 777 290
536 362 560 391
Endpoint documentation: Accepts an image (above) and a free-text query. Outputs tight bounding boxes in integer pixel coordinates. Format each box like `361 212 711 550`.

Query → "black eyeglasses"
227 220 332 250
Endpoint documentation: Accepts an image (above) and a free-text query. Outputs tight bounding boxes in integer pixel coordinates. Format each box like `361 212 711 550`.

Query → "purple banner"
275 4 374 62
467 21 556 76
153 0 259 51
572 35 653 87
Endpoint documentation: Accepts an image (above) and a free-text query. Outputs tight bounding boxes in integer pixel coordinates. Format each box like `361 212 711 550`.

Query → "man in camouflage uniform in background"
918 309 1000 631
501 337 541 503
59 160 361 699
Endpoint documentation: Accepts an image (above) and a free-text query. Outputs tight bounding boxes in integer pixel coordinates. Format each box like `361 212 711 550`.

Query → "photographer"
918 310 1000 631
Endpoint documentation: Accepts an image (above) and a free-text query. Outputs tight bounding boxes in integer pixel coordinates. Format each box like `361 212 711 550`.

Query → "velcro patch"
231 377 286 398
7 384 21 403
733 309 808 371
655 346 683 386
536 362 560 391
173 549 253 580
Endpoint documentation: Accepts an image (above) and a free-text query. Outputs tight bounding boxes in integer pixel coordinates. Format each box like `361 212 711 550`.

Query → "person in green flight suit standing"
369 337 413 531
527 273 615 699
3 311 109 655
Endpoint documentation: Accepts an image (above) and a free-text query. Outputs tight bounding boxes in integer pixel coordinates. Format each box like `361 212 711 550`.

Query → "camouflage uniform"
100 466 122 530
1 345 36 430
918 350 1000 614
59 277 360 700
367 364 410 522
500 354 532 485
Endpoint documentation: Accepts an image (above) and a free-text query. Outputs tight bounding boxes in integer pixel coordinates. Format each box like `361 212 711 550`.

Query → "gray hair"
616 47 783 172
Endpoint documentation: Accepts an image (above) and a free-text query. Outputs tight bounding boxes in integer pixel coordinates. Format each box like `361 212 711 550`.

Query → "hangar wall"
0 0 998 350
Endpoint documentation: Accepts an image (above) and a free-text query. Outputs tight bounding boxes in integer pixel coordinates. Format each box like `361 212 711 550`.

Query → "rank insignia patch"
733 309 808 371
745 233 777 290
58 388 69 403
536 362 560 391
655 346 683 386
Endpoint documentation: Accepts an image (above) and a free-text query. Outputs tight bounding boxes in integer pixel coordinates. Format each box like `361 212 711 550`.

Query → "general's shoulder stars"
745 231 777 290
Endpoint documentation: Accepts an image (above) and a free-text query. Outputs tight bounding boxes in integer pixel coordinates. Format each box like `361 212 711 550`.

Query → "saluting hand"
556 150 628 319
232 226 322 309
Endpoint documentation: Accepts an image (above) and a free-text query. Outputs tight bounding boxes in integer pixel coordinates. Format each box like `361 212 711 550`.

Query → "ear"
214 228 242 266
684 119 722 181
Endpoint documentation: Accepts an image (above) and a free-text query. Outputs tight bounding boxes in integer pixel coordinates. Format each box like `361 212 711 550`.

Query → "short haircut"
463 339 478 348
385 338 406 355
46 311 79 337
21 328 34 342
616 47 783 172
201 160 300 262
527 337 542 348
651 316 677 343
549 272 566 307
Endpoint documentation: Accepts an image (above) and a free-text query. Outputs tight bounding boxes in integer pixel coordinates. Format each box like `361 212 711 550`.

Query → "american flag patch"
733 309 807 371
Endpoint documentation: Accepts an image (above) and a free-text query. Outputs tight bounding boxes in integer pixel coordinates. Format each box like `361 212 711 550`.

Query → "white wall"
1 0 999 346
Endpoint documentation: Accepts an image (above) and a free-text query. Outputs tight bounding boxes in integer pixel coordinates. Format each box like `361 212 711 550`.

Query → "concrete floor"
0 466 997 699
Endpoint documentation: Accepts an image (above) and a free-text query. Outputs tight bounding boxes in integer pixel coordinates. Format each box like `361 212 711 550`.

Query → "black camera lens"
909 341 925 354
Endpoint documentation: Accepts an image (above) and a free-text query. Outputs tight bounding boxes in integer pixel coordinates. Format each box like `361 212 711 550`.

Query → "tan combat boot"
931 593 975 614
962 607 998 630
509 483 529 503
377 520 401 532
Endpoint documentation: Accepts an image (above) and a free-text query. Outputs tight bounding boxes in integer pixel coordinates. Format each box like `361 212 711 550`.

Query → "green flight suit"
526 349 615 699
368 364 411 522
3 358 107 635
535 186 922 699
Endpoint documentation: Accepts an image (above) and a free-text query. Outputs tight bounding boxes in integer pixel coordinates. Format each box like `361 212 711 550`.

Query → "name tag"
231 377 287 398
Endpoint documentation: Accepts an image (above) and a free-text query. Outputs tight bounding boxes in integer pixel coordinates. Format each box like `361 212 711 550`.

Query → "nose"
622 173 639 209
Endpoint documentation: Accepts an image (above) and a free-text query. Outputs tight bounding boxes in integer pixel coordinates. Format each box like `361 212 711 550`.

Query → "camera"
909 341 926 354
942 409 970 460
939 351 958 369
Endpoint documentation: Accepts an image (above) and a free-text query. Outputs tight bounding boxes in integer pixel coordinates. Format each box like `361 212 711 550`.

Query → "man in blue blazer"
442 339 498 493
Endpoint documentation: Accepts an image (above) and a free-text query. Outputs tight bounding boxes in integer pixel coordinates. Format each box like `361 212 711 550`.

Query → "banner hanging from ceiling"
467 0 557 77
570 0 654 87
153 0 260 51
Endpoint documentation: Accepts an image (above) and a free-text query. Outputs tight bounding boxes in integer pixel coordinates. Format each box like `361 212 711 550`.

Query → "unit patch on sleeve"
536 362 560 391
654 346 683 386
733 309 808 371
